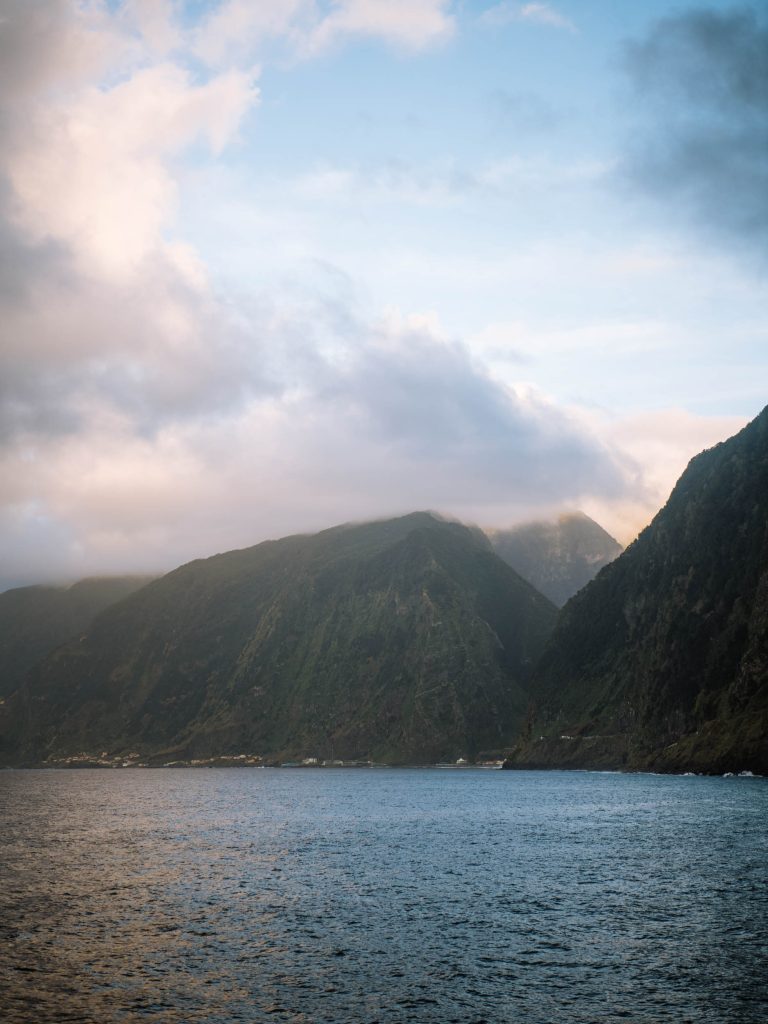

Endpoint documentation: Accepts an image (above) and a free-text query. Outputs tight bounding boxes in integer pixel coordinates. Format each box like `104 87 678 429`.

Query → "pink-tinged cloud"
0 1 739 590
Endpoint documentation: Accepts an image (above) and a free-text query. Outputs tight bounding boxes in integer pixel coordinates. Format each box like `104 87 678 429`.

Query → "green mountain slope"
504 408 768 774
0 576 157 698
0 513 557 766
487 512 622 607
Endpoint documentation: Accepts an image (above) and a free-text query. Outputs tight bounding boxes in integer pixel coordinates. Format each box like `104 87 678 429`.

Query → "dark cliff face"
0 576 157 698
487 513 623 607
505 407 768 774
0 513 557 766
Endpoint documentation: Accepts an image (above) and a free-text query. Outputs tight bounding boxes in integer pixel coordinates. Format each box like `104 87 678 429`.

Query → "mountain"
487 512 623 607
0 576 157 698
0 513 557 766
504 408 768 774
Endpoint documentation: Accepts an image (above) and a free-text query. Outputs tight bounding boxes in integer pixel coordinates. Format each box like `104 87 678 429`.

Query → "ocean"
1 767 766 1023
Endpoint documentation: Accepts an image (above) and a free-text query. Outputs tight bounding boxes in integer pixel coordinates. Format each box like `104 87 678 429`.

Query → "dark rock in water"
504 406 768 775
0 512 556 766
487 512 622 607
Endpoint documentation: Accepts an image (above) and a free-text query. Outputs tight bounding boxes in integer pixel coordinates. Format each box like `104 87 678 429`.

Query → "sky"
1 0 766 590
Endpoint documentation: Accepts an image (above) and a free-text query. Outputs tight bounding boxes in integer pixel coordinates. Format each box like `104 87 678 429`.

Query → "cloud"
293 153 608 210
0 0 649 591
300 309 632 502
621 6 768 258
0 3 268 447
122 0 185 56
0 300 641 589
194 0 454 65
0 0 130 100
0 248 281 442
580 408 750 544
193 0 310 66
481 3 576 33
304 0 455 54
7 63 258 275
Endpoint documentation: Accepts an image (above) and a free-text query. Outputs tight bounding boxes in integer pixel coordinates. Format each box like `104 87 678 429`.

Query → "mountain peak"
486 512 623 607
0 513 556 766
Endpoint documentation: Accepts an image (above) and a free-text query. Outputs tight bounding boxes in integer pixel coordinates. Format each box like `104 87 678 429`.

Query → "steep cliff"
0 576 156 698
505 408 768 774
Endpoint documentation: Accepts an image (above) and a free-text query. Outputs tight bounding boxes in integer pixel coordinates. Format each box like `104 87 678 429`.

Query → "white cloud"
7 63 258 276
0 0 132 100
0 3 268 451
305 0 454 54
482 2 576 33
122 0 183 56
193 0 454 66
519 2 575 31
193 0 310 67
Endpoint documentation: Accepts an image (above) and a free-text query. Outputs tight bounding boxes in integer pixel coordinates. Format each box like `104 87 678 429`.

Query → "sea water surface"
1 768 766 1023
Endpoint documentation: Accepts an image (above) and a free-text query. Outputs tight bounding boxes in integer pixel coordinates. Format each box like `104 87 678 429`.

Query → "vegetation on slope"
0 513 556 765
505 407 768 774
0 576 157 698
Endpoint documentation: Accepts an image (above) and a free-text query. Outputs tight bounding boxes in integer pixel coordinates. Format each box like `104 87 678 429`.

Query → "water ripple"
1 768 766 1023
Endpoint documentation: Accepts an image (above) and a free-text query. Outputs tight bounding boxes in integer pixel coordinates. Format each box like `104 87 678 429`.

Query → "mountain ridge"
503 407 768 774
0 512 557 766
0 575 158 699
